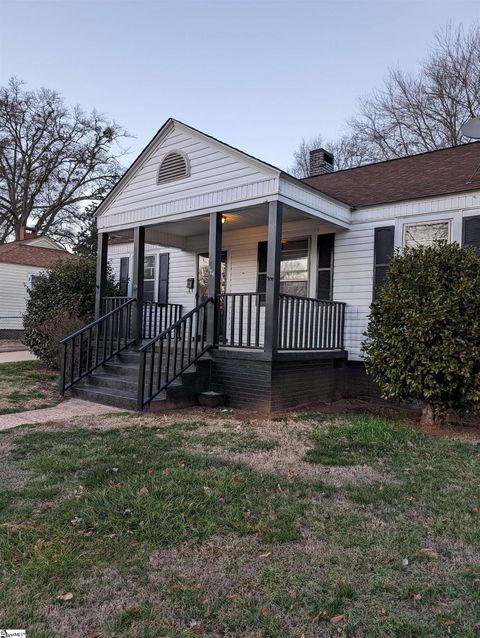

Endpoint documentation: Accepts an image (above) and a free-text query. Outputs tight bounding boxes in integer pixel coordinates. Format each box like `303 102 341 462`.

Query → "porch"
60 200 347 411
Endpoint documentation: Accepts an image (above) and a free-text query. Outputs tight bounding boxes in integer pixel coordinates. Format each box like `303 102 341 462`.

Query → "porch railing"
278 294 345 350
60 298 135 394
215 292 345 351
142 301 183 339
137 297 214 410
216 292 264 348
102 297 182 340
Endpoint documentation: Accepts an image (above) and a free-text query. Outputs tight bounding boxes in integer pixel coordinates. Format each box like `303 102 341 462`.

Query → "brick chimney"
19 226 38 241
309 148 334 176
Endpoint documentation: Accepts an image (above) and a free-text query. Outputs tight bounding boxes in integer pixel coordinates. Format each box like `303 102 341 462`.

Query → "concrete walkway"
0 398 127 431
0 342 28 353
0 350 37 363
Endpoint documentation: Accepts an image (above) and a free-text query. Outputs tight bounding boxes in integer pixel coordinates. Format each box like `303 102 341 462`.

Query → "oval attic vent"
157 151 189 184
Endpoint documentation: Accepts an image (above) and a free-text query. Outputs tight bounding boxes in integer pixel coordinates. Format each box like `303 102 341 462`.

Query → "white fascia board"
97 186 280 233
279 176 351 229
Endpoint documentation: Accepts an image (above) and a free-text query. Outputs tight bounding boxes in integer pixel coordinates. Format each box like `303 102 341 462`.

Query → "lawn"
0 360 59 415
0 410 478 637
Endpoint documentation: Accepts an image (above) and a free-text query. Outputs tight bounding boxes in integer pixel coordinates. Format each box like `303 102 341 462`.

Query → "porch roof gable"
96 118 351 231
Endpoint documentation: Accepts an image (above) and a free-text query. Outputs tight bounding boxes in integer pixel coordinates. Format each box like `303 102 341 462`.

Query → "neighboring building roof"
0 241 78 268
303 141 480 208
22 235 65 250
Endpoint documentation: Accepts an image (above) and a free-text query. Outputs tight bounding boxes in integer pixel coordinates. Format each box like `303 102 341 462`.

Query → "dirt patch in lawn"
71 411 395 487
186 418 393 487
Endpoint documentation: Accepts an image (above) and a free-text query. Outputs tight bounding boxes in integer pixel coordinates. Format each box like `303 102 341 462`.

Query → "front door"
197 252 227 341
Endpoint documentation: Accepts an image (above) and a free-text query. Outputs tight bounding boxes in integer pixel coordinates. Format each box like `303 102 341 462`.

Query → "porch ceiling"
109 203 328 246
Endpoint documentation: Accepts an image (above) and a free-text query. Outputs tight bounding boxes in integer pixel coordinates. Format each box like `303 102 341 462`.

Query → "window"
463 216 480 253
158 253 169 305
373 226 395 300
257 242 268 302
144 255 155 302
280 240 309 296
257 239 309 302
404 221 450 248
27 272 43 290
119 257 129 296
317 233 334 300
157 151 189 185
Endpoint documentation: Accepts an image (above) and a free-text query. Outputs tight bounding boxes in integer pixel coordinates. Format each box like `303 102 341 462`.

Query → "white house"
0 233 77 338
59 119 480 412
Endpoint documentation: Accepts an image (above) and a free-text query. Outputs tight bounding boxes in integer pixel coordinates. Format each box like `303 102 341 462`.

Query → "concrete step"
72 384 138 410
69 345 209 412
88 373 139 392
101 361 139 377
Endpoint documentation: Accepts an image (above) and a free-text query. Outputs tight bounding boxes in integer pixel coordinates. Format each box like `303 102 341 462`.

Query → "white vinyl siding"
0 263 49 330
99 127 276 221
108 189 480 362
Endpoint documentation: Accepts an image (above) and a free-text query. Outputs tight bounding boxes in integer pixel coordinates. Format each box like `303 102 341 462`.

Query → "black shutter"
317 233 334 300
257 241 268 305
119 257 129 297
373 227 394 300
158 253 169 304
463 216 480 253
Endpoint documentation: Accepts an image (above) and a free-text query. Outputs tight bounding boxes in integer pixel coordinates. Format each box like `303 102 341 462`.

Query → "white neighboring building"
0 233 78 338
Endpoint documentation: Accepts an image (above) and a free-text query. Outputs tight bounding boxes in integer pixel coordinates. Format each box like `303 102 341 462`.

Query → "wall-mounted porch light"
221 214 227 224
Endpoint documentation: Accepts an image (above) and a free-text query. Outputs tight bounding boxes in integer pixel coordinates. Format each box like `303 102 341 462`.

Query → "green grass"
0 413 479 637
0 360 58 414
0 424 318 634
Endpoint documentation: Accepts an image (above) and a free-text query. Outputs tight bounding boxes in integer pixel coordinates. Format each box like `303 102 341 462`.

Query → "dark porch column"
132 225 145 346
264 200 283 354
94 231 109 319
207 211 223 346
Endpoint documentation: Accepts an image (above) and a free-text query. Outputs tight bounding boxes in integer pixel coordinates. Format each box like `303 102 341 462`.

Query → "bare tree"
289 133 371 178
0 78 128 244
350 24 480 160
291 23 480 176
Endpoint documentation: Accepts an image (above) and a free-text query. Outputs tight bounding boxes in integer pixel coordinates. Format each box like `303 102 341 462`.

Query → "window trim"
403 219 452 249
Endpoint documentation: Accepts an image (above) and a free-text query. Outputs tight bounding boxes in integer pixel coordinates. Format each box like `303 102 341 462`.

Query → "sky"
1 0 479 171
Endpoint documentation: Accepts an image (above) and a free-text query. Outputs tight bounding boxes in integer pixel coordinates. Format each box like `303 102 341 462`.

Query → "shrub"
363 243 480 424
23 258 118 367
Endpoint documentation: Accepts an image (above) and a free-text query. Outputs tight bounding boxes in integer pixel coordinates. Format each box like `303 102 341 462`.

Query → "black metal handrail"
216 292 264 348
102 297 182 340
59 298 135 394
102 296 132 314
137 297 214 410
142 300 183 339
278 293 345 350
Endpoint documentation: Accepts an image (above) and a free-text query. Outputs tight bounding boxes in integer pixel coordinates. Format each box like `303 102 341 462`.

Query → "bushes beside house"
23 258 118 367
363 243 480 424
